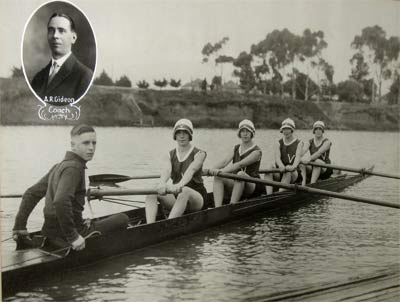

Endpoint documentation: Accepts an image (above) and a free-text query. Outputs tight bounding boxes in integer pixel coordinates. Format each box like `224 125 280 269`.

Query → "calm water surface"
1 126 399 301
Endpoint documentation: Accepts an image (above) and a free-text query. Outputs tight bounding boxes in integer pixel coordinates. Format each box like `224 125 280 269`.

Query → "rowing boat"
1 171 370 295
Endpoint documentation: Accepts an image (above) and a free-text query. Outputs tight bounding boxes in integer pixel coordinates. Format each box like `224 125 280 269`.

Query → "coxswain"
12 125 129 251
212 119 264 207
145 119 207 223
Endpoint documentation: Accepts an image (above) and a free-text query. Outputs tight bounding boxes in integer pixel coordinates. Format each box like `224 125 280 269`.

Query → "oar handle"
213 171 400 209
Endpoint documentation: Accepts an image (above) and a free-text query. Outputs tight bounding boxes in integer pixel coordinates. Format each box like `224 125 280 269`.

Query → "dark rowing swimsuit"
233 144 261 177
274 138 301 184
309 138 333 180
279 138 300 165
169 146 208 208
309 138 331 163
233 144 265 198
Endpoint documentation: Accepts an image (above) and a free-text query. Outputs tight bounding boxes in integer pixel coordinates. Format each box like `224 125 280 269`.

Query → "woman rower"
265 118 303 194
301 121 332 184
145 119 207 223
212 119 264 207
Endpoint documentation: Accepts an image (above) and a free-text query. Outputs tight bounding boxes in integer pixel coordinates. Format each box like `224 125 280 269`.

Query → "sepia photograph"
0 0 399 301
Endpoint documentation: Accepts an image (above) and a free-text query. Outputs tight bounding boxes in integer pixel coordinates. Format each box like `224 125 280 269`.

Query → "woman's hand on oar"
204 170 399 209
306 162 400 180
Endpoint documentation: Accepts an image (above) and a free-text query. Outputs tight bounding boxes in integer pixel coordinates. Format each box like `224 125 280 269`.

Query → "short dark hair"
71 124 95 137
48 13 76 32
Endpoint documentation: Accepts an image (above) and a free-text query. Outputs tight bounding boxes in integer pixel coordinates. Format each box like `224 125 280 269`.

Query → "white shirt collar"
51 52 72 68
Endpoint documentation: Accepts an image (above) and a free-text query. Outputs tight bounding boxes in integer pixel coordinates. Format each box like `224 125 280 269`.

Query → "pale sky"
0 0 399 88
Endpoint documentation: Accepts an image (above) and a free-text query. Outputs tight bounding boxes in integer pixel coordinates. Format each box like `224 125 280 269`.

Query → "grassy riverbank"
0 77 399 131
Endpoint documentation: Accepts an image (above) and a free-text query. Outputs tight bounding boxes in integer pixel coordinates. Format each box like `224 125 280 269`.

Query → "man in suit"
31 13 93 105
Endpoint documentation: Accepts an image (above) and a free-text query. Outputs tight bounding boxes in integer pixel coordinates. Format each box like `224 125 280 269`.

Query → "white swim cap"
237 119 255 138
173 118 193 140
280 118 295 132
313 120 325 132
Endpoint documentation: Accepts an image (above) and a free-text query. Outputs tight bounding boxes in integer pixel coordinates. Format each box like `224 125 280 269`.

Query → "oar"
1 194 23 199
89 173 160 185
0 170 292 198
89 187 160 199
204 170 399 209
90 169 281 186
307 162 400 180
1 188 161 201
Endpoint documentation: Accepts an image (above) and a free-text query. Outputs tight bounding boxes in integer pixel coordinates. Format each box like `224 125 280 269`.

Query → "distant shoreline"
1 78 399 131
1 124 399 133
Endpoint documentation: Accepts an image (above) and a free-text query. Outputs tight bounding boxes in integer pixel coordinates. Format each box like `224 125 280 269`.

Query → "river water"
1 126 399 301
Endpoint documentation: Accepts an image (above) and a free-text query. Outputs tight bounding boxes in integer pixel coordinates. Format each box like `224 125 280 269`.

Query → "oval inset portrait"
22 1 96 106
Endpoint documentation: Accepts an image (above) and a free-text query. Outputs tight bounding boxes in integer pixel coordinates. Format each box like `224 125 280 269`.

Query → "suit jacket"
31 54 93 105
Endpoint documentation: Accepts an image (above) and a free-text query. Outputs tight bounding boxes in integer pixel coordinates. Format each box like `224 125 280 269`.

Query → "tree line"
201 26 399 104
92 70 181 90
8 25 398 104
8 67 181 90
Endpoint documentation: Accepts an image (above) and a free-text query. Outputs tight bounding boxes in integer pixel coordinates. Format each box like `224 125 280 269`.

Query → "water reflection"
3 206 399 301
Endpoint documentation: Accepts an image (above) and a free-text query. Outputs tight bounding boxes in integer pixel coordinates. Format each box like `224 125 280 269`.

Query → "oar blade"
89 174 132 186
89 181 121 187
89 173 161 186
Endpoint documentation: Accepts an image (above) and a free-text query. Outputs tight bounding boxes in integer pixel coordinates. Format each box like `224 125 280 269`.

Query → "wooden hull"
2 172 368 295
